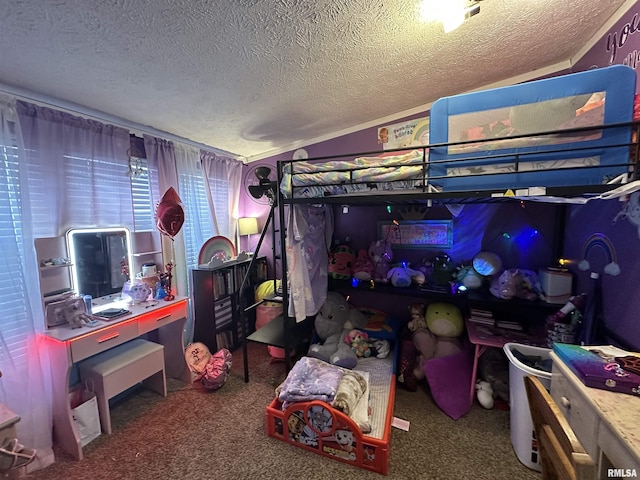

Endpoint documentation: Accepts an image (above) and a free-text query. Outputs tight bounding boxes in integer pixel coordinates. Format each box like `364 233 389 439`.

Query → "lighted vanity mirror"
66 227 133 300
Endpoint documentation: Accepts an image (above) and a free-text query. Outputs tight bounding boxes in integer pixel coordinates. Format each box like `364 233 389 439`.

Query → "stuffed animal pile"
345 329 390 359
308 292 392 368
398 302 464 391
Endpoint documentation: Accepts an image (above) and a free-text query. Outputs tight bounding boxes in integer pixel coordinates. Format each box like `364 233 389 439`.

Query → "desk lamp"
238 217 259 254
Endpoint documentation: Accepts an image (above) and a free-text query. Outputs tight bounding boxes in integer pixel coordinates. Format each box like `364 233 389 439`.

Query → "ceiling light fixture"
419 0 481 33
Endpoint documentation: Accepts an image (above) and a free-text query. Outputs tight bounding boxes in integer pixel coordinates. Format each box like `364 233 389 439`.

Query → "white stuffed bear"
475 380 494 409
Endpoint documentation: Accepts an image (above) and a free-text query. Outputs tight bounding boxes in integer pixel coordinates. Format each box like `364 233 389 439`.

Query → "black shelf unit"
328 278 562 331
191 256 267 353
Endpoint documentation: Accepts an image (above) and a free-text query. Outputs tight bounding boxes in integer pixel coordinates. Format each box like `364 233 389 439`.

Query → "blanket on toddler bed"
277 357 369 424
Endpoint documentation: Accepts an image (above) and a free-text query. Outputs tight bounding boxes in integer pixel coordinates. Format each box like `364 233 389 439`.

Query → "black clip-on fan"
239 166 278 382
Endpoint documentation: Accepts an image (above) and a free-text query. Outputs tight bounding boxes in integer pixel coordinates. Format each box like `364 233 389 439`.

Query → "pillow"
423 348 474 420
155 187 184 238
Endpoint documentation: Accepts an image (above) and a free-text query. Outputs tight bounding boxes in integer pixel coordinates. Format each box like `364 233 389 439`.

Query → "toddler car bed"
266 306 399 475
279 65 637 200
266 354 396 475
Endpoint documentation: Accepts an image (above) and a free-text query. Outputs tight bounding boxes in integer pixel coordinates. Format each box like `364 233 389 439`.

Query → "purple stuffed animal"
490 268 543 301
368 240 392 283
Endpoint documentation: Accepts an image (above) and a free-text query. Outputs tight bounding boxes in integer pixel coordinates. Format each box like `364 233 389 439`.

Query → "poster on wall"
378 117 430 150
377 220 452 248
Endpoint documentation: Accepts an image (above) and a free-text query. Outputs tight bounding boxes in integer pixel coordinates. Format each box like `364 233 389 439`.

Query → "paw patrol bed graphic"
267 399 383 472
287 410 318 448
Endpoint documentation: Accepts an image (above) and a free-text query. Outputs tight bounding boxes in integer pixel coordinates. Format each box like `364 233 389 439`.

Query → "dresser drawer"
214 298 233 329
138 301 188 335
550 365 599 457
70 319 139 362
598 419 640 470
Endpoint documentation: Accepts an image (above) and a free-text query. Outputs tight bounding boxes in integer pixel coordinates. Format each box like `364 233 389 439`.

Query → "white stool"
78 339 166 435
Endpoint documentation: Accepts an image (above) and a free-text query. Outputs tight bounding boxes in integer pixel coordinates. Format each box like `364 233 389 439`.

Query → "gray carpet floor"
26 342 541 480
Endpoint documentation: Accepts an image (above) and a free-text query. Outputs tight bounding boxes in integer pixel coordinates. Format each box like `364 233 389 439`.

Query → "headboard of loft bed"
279 65 639 203
428 65 637 192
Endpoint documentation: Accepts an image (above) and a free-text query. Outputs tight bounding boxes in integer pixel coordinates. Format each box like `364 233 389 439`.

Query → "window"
0 119 31 362
179 165 215 270
130 156 160 232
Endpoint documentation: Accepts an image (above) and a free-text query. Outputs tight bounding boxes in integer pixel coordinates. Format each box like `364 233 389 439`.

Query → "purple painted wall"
565 2 640 350
241 1 640 349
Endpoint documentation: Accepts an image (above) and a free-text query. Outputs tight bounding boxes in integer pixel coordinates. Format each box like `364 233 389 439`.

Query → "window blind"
179 167 215 269
0 122 30 364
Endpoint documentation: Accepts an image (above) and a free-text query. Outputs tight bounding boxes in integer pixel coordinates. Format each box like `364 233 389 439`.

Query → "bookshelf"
191 256 267 353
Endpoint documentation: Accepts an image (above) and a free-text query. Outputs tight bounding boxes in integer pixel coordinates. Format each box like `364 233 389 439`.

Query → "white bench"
78 339 166 435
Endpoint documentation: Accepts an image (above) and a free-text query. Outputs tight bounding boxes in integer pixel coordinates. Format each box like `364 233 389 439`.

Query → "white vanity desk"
42 296 190 460
550 352 640 475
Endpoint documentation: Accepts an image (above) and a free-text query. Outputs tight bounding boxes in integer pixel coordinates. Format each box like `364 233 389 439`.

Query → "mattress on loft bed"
428 65 637 192
279 149 427 199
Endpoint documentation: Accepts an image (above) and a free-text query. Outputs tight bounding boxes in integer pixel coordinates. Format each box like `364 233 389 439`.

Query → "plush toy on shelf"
429 252 456 286
454 252 503 291
328 244 355 280
387 264 425 287
490 268 544 301
352 248 374 282
368 240 392 283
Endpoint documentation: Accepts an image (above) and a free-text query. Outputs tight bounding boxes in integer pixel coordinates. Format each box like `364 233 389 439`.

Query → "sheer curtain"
0 95 54 471
142 136 185 298
201 151 243 245
16 101 133 235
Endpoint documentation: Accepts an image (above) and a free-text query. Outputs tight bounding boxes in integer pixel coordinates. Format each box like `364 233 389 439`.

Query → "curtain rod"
0 81 242 160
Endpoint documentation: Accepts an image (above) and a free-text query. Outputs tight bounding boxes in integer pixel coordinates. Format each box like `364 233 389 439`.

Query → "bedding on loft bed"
279 65 637 200
280 148 427 199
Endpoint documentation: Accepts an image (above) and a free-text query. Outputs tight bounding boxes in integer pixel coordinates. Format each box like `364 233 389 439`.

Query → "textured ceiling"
0 0 631 160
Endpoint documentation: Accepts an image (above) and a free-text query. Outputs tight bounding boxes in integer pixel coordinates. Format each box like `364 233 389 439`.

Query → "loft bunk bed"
251 64 640 476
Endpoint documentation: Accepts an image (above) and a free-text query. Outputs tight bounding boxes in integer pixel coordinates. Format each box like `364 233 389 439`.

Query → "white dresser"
550 351 640 476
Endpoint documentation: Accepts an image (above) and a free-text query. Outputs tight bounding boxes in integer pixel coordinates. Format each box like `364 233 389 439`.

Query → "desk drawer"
70 319 139 362
138 301 188 335
551 366 599 457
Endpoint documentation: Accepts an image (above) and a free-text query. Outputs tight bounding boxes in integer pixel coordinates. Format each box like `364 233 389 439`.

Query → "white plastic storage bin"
503 342 552 472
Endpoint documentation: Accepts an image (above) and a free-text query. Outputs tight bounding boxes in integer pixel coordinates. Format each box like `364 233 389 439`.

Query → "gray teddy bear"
308 292 369 369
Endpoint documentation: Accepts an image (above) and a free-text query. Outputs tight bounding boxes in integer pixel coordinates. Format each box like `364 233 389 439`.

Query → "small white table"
42 296 190 460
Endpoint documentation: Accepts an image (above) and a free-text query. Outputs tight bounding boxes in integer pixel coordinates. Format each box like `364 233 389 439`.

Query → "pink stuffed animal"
345 329 372 357
368 240 392 283
352 248 374 281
